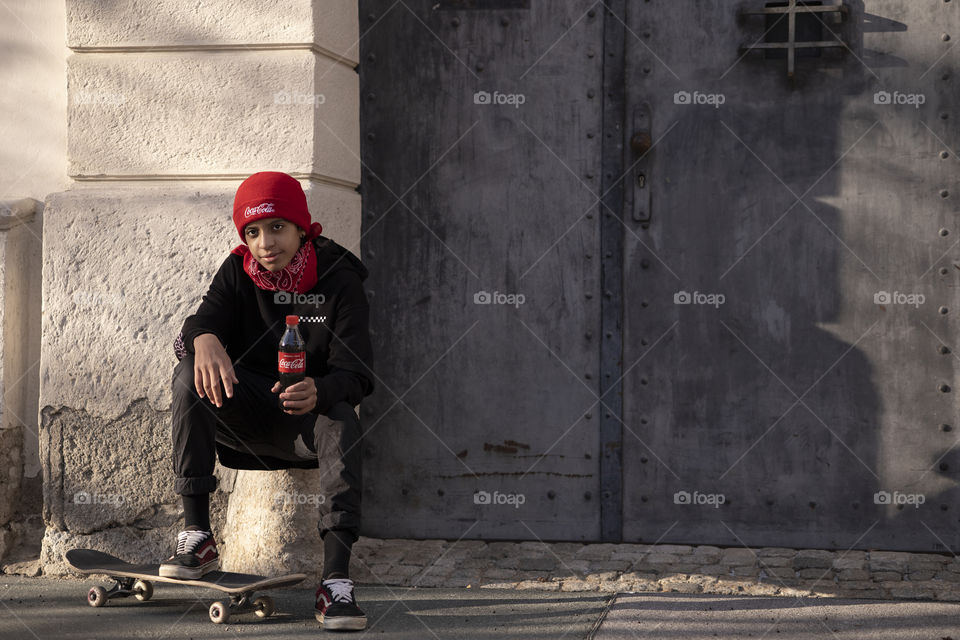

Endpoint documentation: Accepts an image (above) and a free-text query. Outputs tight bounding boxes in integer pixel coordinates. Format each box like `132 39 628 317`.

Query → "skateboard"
66 548 307 624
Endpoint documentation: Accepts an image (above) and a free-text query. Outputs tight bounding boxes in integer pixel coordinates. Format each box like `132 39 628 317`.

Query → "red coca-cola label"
278 351 305 373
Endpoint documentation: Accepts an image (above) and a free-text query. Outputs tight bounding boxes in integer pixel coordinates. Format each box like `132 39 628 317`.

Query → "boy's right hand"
193 333 239 408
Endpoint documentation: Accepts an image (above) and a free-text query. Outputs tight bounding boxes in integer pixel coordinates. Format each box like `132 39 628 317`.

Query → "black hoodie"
174 236 374 415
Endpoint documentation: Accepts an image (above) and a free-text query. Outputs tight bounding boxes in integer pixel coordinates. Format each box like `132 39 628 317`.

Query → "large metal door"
358 1 605 540
620 1 960 551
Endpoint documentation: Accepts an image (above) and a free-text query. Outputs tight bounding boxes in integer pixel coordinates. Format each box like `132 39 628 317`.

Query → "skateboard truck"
87 577 154 607
208 592 275 624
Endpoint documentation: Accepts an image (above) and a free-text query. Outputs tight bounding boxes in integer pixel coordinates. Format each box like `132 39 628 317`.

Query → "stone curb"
347 538 960 601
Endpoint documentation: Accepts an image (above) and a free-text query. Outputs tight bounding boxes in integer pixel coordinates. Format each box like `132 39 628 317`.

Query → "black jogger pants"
170 353 362 543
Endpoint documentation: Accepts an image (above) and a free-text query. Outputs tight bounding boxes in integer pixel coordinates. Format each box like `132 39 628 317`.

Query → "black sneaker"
158 529 219 579
315 577 367 630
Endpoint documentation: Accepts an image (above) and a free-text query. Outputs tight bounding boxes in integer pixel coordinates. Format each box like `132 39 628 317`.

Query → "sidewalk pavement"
2 575 958 639
595 592 959 639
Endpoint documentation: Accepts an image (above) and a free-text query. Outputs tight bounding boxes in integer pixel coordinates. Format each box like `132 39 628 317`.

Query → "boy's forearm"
182 328 227 354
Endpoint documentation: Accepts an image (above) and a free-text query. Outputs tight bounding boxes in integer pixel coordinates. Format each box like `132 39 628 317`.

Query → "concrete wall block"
41 186 236 420
67 0 358 63
67 0 314 47
311 0 361 63
311 57 361 185
305 180 362 248
67 51 359 182
40 400 178 534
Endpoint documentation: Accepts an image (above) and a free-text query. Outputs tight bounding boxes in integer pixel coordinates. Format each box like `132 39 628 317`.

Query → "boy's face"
243 217 303 272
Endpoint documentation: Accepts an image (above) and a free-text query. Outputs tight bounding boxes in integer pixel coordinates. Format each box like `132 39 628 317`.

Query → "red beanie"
232 171 320 242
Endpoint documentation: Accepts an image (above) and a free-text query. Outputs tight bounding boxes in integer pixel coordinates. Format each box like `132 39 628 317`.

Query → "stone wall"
0 198 43 567
39 1 362 576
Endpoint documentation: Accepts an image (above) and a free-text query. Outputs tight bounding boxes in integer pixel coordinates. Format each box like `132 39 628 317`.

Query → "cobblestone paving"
349 538 960 601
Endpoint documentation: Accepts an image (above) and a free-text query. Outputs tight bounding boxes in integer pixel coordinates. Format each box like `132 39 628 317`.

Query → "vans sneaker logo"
195 542 217 561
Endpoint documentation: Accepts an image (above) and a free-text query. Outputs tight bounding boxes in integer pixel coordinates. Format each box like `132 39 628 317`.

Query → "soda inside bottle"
278 314 305 409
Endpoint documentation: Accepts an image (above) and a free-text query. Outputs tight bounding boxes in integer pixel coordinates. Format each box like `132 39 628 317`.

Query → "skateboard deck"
66 548 307 624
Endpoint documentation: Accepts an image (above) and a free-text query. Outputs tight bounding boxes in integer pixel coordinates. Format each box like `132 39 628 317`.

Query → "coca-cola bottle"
278 314 305 409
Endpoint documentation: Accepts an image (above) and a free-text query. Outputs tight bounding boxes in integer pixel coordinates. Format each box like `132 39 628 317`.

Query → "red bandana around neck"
230 222 323 294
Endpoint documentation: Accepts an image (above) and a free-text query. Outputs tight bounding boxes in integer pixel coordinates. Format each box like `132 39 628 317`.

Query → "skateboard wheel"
87 586 108 608
209 601 230 624
133 580 153 601
253 595 274 618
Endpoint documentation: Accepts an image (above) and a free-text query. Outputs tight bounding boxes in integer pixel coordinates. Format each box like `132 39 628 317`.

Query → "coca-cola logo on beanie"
243 202 276 218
